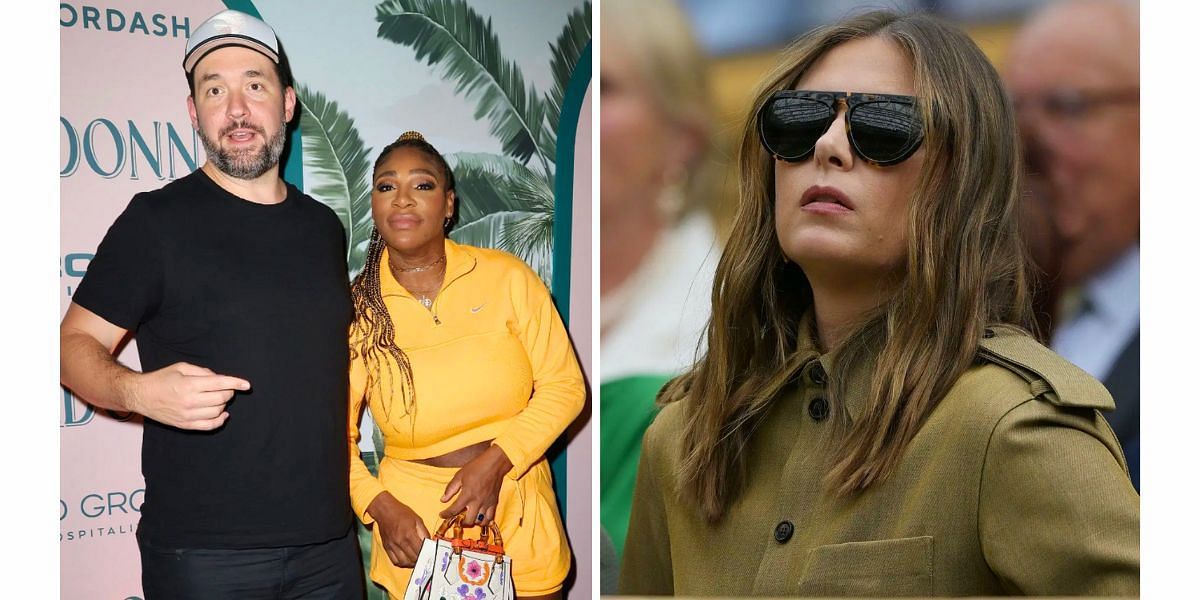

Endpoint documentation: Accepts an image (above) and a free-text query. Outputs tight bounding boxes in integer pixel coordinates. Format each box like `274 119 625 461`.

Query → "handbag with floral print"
403 514 514 600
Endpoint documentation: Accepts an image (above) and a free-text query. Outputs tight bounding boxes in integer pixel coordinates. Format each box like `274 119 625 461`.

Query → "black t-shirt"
73 169 354 549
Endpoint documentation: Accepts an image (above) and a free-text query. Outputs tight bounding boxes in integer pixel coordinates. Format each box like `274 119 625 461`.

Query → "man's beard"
199 120 287 180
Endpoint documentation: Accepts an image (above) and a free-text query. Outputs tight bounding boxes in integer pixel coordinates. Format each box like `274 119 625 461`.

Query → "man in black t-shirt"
60 10 363 599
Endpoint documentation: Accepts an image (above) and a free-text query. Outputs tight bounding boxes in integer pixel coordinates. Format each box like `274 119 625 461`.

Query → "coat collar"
793 310 875 423
379 237 477 299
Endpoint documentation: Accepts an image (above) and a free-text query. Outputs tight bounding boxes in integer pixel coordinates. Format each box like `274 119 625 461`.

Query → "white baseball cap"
183 9 280 75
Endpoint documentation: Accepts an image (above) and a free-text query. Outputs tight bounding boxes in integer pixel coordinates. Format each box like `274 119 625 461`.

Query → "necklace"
391 254 446 273
388 261 444 310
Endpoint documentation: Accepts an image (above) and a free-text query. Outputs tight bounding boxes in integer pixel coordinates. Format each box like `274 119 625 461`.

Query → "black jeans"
139 527 365 599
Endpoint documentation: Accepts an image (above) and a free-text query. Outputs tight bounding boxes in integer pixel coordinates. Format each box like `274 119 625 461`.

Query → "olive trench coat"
619 325 1139 596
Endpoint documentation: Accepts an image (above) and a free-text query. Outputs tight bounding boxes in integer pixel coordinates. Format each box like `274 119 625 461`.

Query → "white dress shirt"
1050 245 1140 381
600 212 719 382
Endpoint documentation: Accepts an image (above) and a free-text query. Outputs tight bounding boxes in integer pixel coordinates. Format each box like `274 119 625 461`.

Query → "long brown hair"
349 133 457 420
662 11 1033 521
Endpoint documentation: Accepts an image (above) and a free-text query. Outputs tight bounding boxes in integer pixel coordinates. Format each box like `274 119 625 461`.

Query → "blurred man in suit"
1006 0 1139 489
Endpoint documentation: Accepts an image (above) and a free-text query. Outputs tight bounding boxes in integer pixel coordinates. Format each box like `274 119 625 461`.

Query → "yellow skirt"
369 456 571 598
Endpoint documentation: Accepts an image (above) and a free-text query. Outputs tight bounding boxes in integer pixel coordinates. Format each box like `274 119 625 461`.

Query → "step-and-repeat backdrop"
60 1 593 597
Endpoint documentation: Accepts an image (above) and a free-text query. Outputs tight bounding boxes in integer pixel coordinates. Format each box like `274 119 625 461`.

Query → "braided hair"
349 131 457 421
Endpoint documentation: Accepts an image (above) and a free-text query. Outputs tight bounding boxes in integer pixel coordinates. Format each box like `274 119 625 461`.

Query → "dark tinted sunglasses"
758 90 924 166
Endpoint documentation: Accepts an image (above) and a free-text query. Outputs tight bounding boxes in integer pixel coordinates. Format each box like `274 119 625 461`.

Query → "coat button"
809 362 827 386
808 397 830 421
983 328 995 339
774 520 794 543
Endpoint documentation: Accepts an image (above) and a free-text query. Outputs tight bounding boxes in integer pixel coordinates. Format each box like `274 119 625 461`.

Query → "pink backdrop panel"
566 82 593 600
60 1 223 597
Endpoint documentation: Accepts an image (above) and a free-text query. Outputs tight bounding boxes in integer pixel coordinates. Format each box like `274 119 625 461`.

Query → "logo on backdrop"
60 4 191 39
61 117 199 181
60 488 143 543
62 388 137 428
61 252 93 298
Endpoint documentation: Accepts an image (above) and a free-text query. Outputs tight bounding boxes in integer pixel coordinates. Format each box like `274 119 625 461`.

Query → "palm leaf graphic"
447 152 550 225
497 177 555 272
376 0 554 177
451 210 549 282
297 85 376 278
450 210 538 247
545 3 591 157
447 152 555 275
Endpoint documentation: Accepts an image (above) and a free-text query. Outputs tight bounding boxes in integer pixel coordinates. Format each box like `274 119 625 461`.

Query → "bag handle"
433 513 506 558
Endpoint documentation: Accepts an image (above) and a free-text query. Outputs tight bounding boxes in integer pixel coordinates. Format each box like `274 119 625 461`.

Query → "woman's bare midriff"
411 439 492 468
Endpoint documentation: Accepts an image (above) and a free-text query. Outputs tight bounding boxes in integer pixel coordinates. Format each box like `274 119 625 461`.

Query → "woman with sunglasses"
619 11 1138 597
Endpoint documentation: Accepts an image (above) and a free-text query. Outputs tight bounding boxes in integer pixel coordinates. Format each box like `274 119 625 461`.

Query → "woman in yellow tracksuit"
347 131 584 600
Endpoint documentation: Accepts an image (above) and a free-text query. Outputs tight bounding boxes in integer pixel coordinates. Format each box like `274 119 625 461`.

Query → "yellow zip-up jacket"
349 239 585 523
